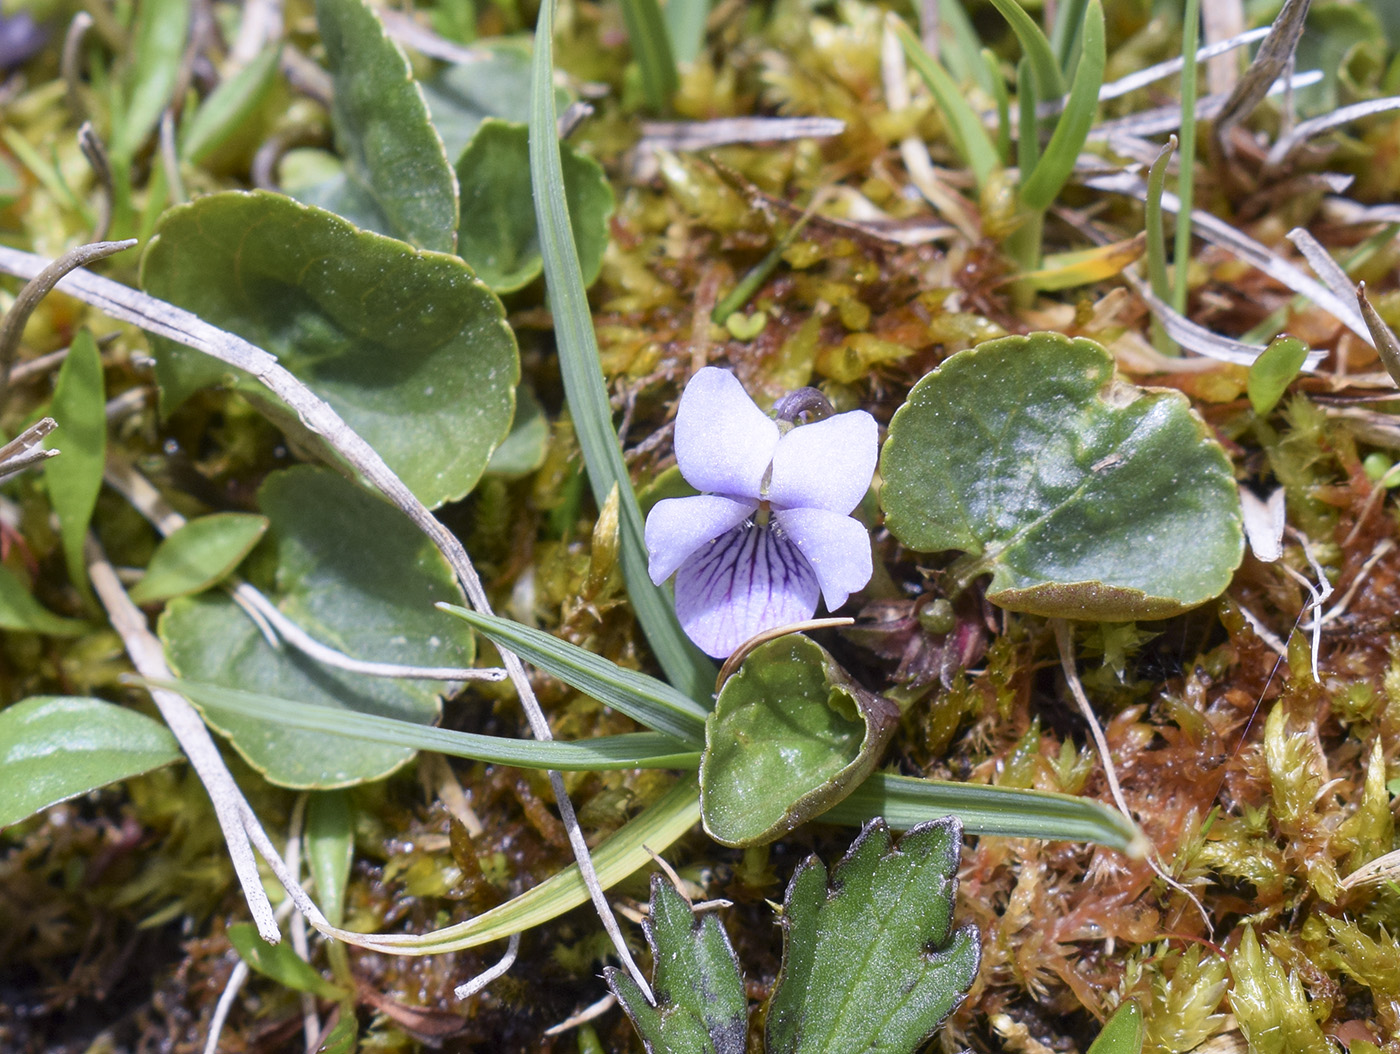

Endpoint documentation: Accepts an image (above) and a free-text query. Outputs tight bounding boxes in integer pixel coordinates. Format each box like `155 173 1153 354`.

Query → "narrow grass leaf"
339 777 703 954
1050 0 1090 74
822 772 1147 855
111 0 190 163
1019 0 1104 212
45 328 105 595
663 0 709 67
986 0 1064 102
935 0 997 95
619 0 679 112
1359 283 1400 388
157 677 701 772
529 0 714 701
894 18 999 192
441 605 708 744
1172 0 1201 313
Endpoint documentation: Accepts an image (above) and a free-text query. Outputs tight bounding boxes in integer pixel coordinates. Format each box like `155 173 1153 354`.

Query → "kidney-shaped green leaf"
456 119 615 292
421 41 567 163
0 696 181 827
765 817 980 1054
700 635 898 847
129 513 268 605
159 466 473 789
311 0 458 251
141 191 518 510
880 332 1244 620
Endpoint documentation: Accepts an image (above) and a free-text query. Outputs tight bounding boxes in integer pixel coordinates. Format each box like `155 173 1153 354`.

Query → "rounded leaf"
159 467 473 789
880 333 1244 620
700 635 897 847
141 191 519 510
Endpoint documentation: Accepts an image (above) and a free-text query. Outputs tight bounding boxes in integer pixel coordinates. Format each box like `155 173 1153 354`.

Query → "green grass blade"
159 678 701 771
529 0 714 701
441 605 709 744
984 48 1012 164
935 0 997 95
1172 0 1202 314
1019 0 1104 212
619 0 679 112
663 0 708 67
1050 0 1090 74
341 777 703 953
822 772 1148 856
894 18 999 192
1145 136 1176 353
986 0 1065 101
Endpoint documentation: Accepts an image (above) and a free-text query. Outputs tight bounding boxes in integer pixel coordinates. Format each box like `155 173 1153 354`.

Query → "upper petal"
645 494 758 584
773 507 872 612
674 367 779 499
767 410 878 514
673 522 819 658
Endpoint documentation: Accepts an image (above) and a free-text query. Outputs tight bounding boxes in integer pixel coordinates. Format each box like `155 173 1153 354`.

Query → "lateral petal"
645 495 758 584
767 410 878 514
673 522 819 658
773 508 872 612
674 367 780 499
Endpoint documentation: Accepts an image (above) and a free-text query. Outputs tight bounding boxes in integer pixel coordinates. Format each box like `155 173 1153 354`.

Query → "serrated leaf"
607 876 747 1054
45 328 105 594
128 513 268 604
765 817 979 1054
141 191 518 510
442 606 708 745
228 922 348 1000
455 119 614 292
700 636 898 847
0 565 87 636
159 466 472 789
312 0 458 251
880 332 1244 620
0 696 181 827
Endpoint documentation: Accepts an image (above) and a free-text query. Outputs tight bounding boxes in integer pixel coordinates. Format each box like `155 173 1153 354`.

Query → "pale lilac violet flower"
644 367 877 658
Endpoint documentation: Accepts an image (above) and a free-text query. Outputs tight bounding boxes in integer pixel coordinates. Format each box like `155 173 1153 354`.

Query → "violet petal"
644 494 758 584
673 522 819 658
773 508 872 611
674 367 779 499
767 409 878 514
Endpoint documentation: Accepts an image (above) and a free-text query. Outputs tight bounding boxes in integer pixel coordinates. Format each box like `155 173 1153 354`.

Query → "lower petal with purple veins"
672 522 820 658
